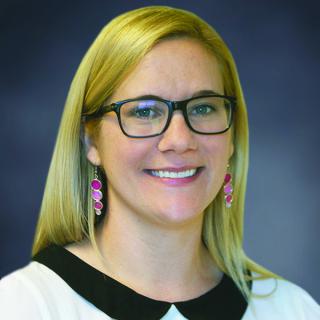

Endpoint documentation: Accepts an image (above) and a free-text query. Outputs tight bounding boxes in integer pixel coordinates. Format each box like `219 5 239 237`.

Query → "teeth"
150 169 197 178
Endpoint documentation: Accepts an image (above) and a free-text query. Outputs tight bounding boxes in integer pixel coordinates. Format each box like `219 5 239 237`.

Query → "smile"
150 169 197 178
144 167 204 181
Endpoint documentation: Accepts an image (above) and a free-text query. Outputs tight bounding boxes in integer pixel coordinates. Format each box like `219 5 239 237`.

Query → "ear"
84 133 102 166
229 142 234 159
229 141 234 159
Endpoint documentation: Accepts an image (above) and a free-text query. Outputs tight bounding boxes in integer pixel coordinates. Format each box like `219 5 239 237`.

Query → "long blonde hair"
32 6 277 300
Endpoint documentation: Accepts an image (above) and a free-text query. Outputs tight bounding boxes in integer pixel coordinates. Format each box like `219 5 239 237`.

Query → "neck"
92 207 221 302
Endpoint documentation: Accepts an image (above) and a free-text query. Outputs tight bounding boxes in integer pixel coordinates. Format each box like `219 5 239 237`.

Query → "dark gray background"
1 0 319 303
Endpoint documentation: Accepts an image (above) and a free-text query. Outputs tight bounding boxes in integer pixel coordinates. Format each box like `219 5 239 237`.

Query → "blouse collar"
33 245 250 319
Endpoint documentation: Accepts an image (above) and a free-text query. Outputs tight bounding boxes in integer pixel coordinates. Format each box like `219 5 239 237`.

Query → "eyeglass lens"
119 96 231 137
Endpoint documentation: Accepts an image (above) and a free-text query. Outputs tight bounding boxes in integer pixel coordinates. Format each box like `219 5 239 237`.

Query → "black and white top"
0 245 319 319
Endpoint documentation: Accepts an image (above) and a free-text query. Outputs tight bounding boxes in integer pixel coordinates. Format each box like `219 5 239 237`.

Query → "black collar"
33 245 250 320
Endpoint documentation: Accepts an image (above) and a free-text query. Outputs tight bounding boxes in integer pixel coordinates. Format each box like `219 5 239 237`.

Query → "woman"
0 6 319 320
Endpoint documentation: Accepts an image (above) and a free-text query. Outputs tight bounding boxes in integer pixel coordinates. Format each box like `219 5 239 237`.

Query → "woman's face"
87 39 233 227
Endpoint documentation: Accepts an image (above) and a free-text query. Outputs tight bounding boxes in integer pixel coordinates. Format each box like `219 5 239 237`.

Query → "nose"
157 111 198 154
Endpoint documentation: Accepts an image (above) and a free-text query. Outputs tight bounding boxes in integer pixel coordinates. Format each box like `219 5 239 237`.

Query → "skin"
67 39 234 302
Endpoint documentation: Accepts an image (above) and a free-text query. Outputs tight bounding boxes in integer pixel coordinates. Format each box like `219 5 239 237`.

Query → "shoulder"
0 262 109 320
0 262 54 319
243 275 320 320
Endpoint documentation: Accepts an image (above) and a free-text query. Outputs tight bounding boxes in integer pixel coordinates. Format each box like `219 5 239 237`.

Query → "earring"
91 167 103 215
224 171 233 208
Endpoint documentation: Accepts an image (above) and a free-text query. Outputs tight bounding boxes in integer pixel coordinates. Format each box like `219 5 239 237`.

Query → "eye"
189 104 216 116
134 107 157 118
125 100 165 120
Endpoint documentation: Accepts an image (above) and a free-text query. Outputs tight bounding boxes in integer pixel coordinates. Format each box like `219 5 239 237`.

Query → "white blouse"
0 247 319 320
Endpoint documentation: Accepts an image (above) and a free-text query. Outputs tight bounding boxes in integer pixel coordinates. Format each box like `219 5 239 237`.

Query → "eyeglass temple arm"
82 103 116 121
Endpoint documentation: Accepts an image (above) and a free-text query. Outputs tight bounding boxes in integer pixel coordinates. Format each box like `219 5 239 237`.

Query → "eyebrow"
131 89 222 101
191 89 221 97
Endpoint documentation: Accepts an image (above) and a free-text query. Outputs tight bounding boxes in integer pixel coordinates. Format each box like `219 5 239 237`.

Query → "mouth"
144 167 204 179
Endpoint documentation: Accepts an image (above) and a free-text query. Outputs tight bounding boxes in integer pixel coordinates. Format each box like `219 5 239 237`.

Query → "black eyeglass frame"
82 94 236 138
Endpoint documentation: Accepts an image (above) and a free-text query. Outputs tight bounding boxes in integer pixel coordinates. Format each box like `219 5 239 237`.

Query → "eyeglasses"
83 94 236 138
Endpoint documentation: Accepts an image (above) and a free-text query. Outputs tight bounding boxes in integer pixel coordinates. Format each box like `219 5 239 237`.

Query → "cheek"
201 134 232 163
200 135 232 191
97 124 154 174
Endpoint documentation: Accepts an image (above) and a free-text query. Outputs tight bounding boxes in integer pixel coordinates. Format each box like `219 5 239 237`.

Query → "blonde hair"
32 6 277 300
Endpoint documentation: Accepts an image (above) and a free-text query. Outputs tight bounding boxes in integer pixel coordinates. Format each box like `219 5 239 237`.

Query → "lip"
145 166 201 172
143 166 204 186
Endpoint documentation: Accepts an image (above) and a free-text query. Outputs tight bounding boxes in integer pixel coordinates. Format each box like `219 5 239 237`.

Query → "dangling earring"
91 167 103 215
224 168 233 208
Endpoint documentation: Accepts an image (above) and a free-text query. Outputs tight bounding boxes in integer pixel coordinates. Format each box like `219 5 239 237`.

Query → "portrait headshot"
0 1 319 319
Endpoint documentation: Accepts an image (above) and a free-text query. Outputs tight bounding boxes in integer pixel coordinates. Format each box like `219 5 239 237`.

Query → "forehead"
111 39 224 102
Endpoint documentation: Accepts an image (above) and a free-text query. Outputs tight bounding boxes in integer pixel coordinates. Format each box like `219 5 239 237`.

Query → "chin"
151 206 204 227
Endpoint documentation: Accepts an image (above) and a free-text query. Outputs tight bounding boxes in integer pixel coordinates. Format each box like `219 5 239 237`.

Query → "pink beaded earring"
224 170 233 208
91 167 103 215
